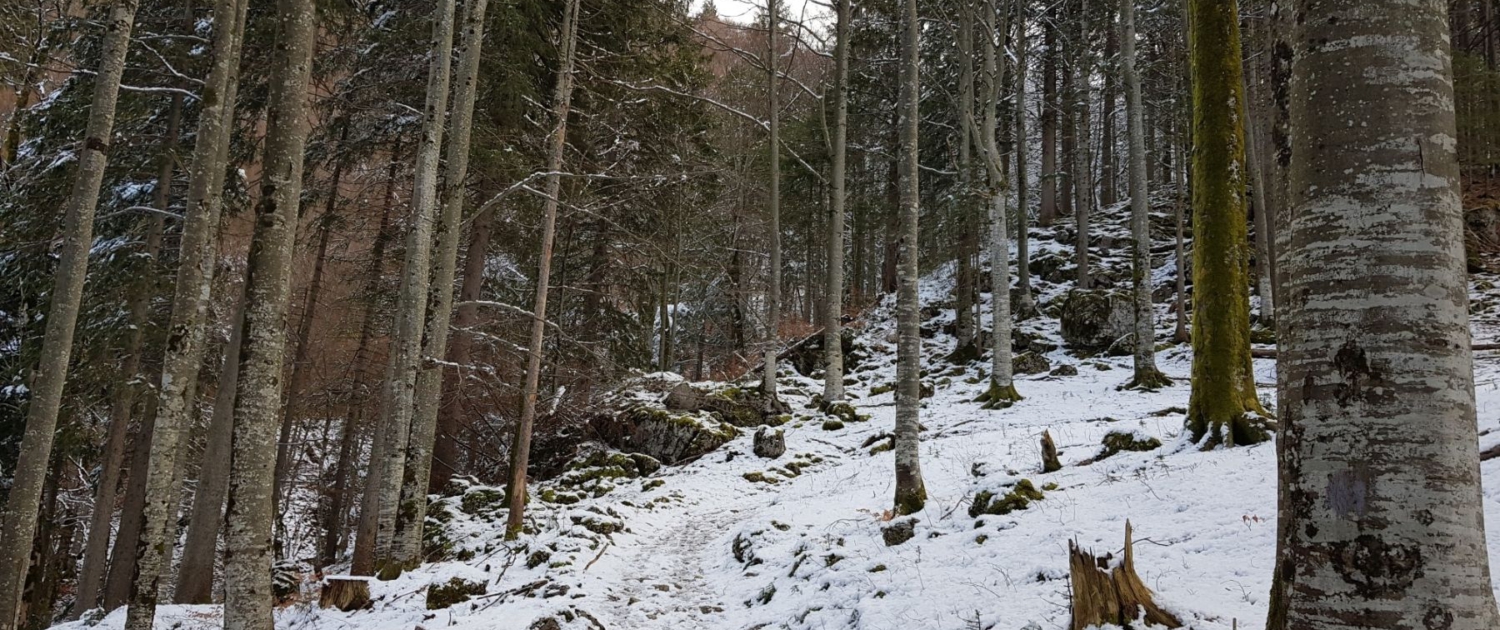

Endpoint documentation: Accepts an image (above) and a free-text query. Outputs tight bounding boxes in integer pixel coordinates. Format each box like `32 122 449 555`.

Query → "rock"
882 517 918 547
664 383 790 428
969 479 1046 517
1106 332 1136 357
1049 364 1079 377
1029 254 1071 284
426 577 487 610
753 427 786 459
1013 352 1052 375
604 406 738 465
1059 289 1134 352
1097 429 1163 460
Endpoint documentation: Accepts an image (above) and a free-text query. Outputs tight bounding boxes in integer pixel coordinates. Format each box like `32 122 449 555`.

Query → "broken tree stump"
1041 430 1062 473
319 576 373 611
1068 521 1182 630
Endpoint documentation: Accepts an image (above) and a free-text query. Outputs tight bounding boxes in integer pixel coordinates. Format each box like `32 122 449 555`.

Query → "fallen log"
319 576 372 611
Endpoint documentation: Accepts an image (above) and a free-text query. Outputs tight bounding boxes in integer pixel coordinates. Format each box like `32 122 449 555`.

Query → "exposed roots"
975 382 1023 410
1189 411 1275 449
1121 367 1173 392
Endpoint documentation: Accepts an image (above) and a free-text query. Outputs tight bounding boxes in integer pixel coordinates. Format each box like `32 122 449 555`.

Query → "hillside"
55 209 1500 630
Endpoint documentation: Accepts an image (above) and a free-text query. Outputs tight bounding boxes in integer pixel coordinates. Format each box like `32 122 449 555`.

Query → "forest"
2 0 1500 628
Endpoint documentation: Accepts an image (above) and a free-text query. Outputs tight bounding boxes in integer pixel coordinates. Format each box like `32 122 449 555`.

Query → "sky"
691 0 824 24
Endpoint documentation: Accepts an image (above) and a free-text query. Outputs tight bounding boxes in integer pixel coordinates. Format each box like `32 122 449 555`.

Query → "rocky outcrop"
1059 289 1134 352
753 427 786 459
663 382 790 427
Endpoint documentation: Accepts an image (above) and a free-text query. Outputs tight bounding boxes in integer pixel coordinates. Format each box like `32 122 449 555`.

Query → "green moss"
894 485 927 515
527 550 553 569
743 471 779 484
868 564 888 573
975 381 1023 409
968 479 1046 517
641 479 665 492
821 419 845 431
426 578 487 610
1098 430 1163 459
870 384 895 396
461 488 505 515
975 534 989 545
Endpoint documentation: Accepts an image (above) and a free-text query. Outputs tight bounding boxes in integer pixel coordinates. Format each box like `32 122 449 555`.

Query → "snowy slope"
59 231 1500 630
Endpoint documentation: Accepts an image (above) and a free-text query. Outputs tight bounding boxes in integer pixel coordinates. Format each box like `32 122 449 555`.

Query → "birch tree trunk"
221 0 317 626
506 0 581 540
1120 0 1166 390
1184 0 1267 447
368 0 458 577
0 2 139 625
393 0 490 569
1271 0 1500 626
762 0 782 401
822 0 849 403
892 0 926 517
978 0 1019 409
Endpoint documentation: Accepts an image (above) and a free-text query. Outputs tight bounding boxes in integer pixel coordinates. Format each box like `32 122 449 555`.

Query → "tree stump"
319 576 372 611
1041 430 1062 473
1068 522 1181 630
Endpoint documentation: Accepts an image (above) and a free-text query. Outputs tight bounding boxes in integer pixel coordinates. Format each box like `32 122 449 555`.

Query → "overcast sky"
691 0 825 25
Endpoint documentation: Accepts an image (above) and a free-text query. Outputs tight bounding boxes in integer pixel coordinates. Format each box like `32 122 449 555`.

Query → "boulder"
882 517 918 547
753 427 786 459
589 406 738 465
1013 352 1052 375
1029 254 1071 284
664 383 790 428
1059 289 1134 352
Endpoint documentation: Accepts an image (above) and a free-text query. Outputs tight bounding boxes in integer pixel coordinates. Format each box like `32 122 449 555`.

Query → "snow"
55 234 1500 630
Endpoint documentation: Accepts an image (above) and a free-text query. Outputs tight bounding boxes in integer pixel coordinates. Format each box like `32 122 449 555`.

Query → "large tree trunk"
1271 1 1500 627
892 0 926 517
1121 0 1166 390
1070 14 1093 291
123 0 250 618
72 88 180 620
105 401 153 611
954 2 977 351
506 0 581 540
393 0 490 570
1184 0 1266 448
1098 8 1118 210
367 0 458 577
0 2 139 625
221 0 317 628
823 0 849 403
977 0 1019 409
762 0 782 400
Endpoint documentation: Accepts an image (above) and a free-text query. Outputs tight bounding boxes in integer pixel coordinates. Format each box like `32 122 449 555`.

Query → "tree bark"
1071 18 1093 292
393 0 490 569
221 0 317 627
823 0 849 403
1013 0 1035 319
892 0 926 517
1121 0 1166 390
367 0 458 576
977 0 1019 409
1271 0 1500 626
506 0 581 540
1039 10 1059 227
1184 0 1266 447
431 183 493 494
0 2 139 625
763 0 782 400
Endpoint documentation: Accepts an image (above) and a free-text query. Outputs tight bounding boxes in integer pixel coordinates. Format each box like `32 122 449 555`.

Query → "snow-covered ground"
60 236 1500 630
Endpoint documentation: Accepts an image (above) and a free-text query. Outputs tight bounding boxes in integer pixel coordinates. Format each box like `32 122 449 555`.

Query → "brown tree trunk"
892 0 926 517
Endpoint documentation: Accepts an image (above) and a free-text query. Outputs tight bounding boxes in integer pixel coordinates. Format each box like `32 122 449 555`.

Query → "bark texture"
1185 0 1266 447
1272 1 1500 626
221 0 316 628
393 0 490 569
892 0 926 516
823 0 849 404
978 0 1019 409
762 0 782 400
1121 0 1166 390
368 0 458 576
0 2 139 626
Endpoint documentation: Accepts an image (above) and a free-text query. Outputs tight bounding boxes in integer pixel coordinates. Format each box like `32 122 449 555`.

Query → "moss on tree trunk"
1185 0 1268 448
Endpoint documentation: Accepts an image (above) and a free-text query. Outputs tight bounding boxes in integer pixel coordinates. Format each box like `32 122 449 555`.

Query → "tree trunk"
892 0 926 517
367 0 458 577
763 0 782 400
221 0 317 628
431 188 494 494
105 403 153 611
978 0 1019 409
1071 26 1093 291
1013 0 1035 319
954 1 977 351
823 0 849 404
72 88 180 620
1121 0 1166 390
1039 10 1059 227
1271 1 1500 626
393 0 490 570
506 0 581 540
1172 125 1189 345
0 2 139 625
1099 8 1118 210
1184 0 1266 448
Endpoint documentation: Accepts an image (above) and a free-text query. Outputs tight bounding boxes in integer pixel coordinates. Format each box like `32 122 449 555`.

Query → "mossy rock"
527 549 553 569
819 400 869 423
870 383 895 396
1249 325 1277 345
1013 352 1052 375
426 578 487 610
1097 430 1163 460
821 419 845 431
1059 289 1134 352
968 479 1046 517
1049 364 1079 377
460 488 506 515
622 406 739 464
945 341 982 365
